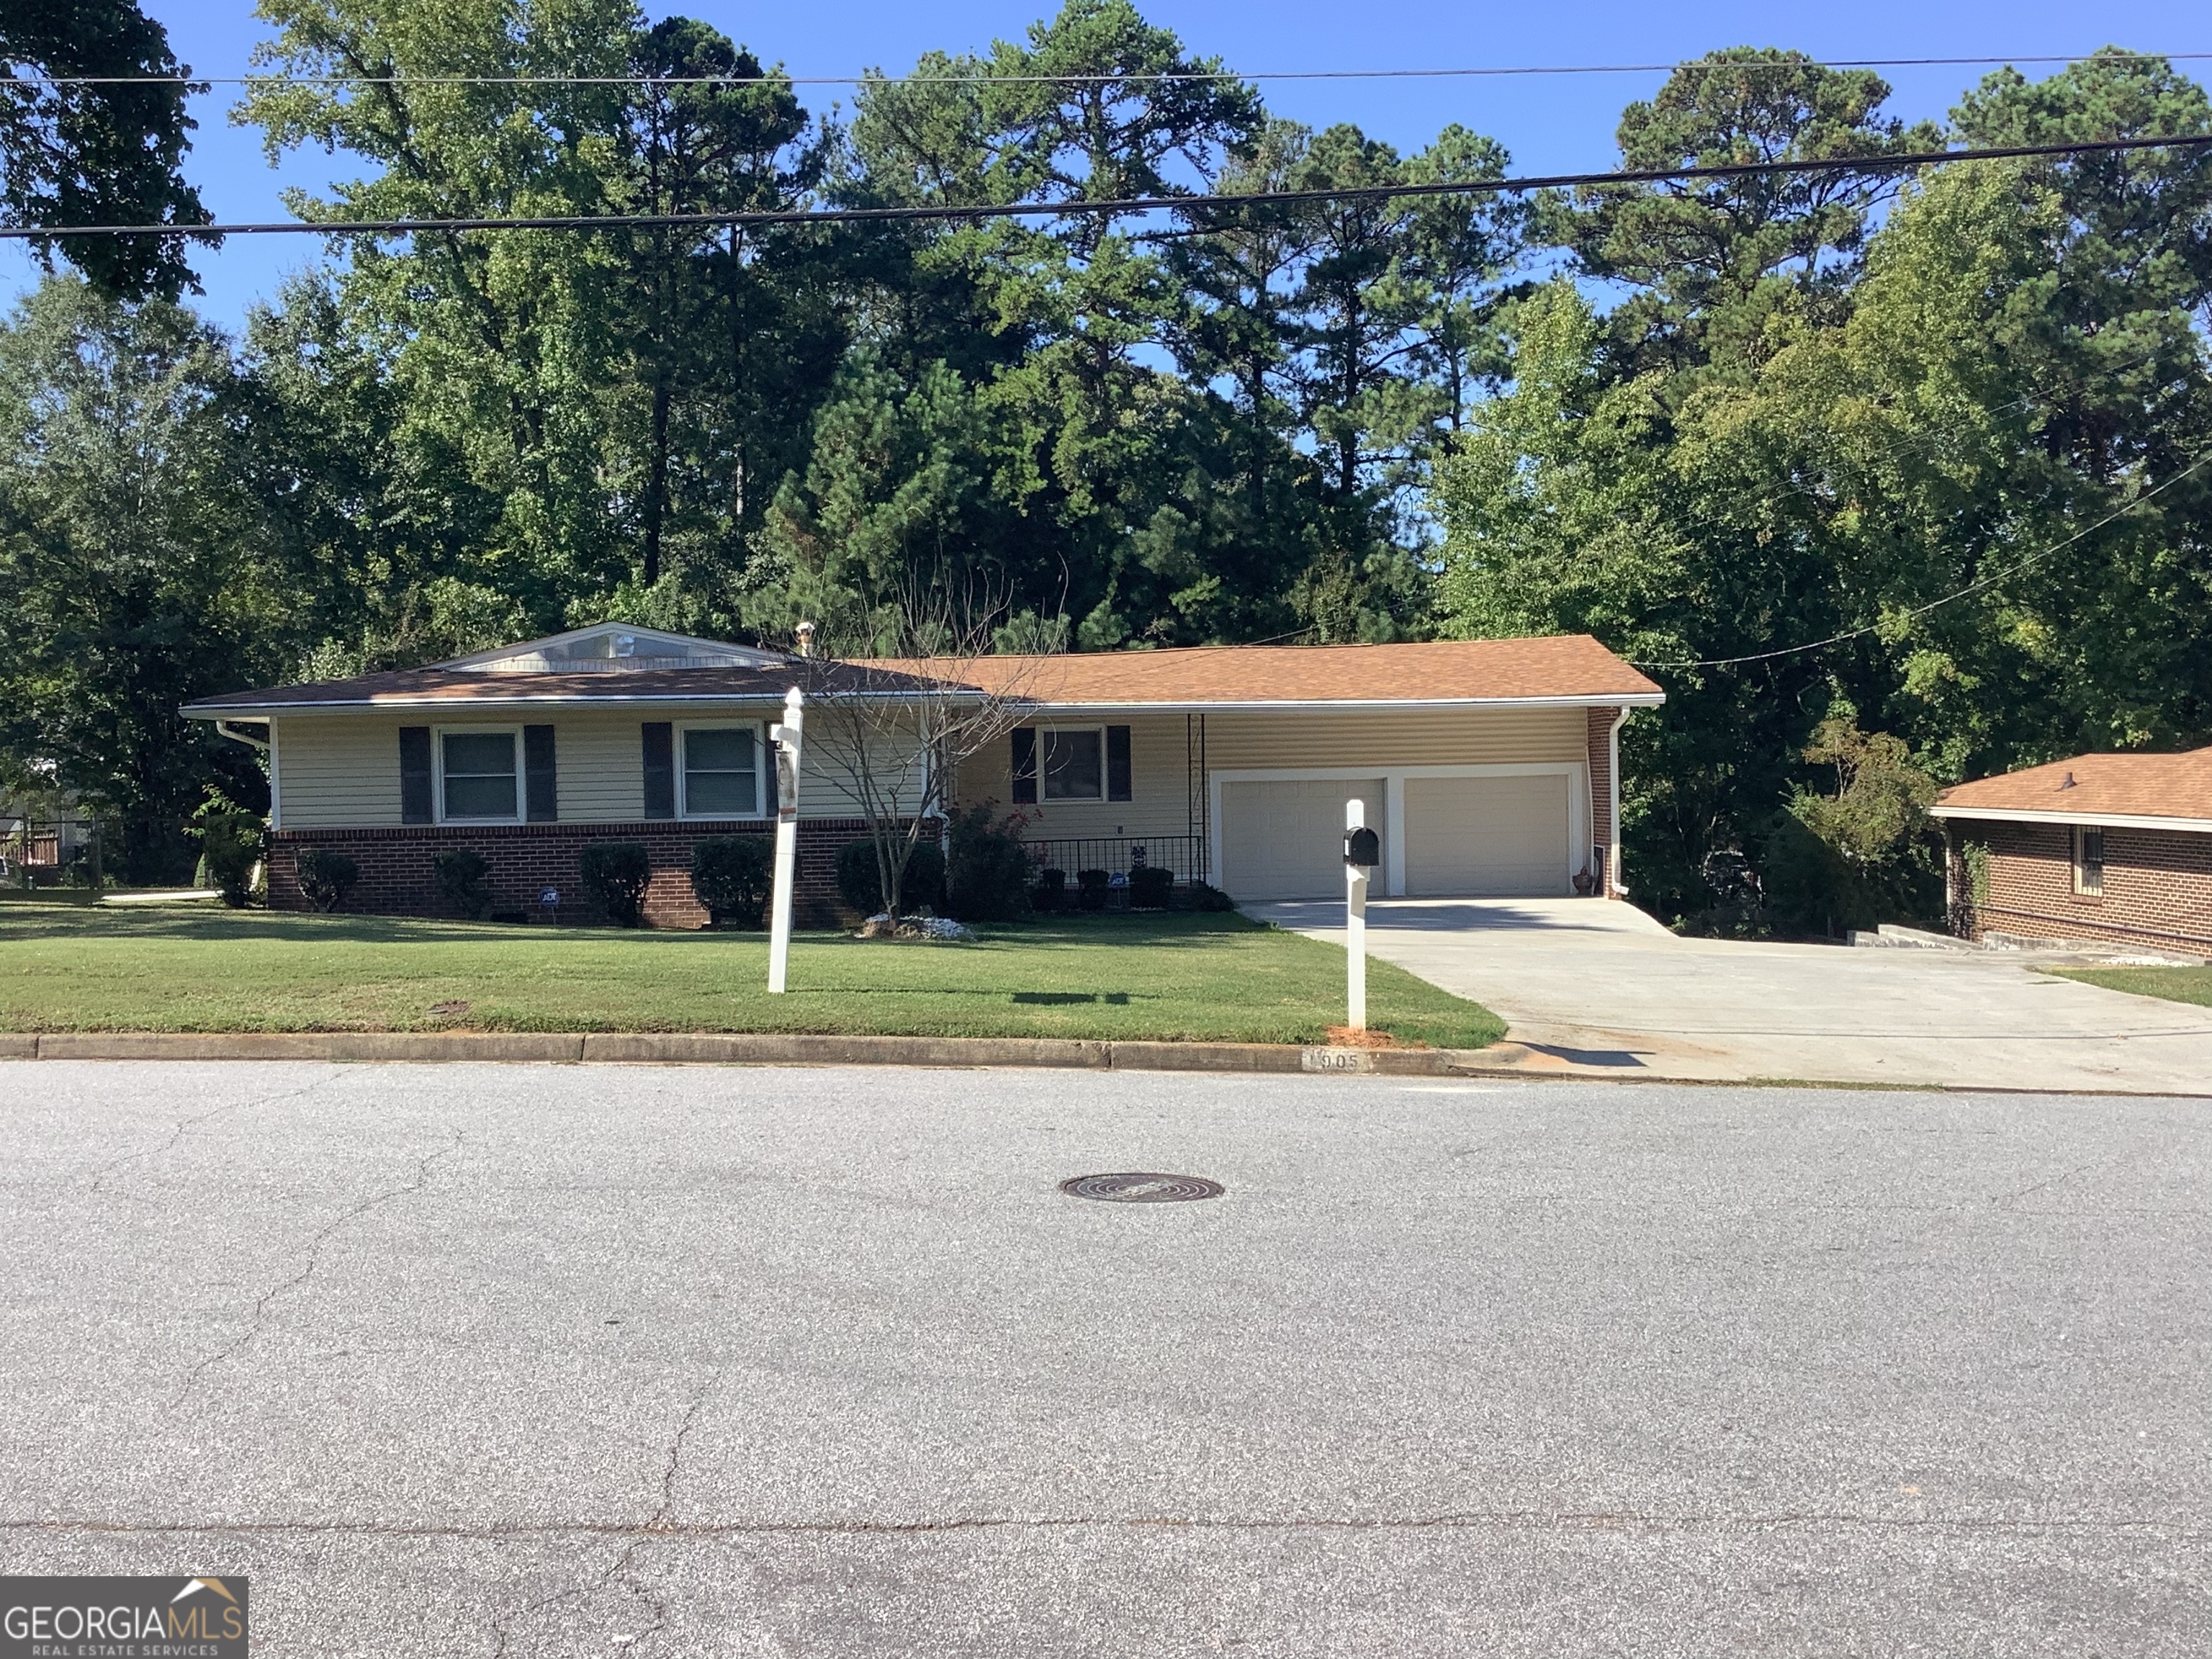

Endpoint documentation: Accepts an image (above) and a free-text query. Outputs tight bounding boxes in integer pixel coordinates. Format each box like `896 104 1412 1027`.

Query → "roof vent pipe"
795 621 815 658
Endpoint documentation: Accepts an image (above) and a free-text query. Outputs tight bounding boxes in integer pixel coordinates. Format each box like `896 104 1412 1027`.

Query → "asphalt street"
2 1060 2208 1656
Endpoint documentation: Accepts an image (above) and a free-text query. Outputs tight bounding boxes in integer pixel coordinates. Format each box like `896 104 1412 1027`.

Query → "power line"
1630 452 2212 673
13 50 2212 88
6 132 2208 241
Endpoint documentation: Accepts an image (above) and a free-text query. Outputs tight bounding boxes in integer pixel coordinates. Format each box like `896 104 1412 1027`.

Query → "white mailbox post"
766 687 804 994
1344 797 1378 1031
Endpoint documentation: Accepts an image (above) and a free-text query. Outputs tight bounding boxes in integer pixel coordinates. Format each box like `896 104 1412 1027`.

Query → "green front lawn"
0 902 1504 1048
2048 966 2212 1008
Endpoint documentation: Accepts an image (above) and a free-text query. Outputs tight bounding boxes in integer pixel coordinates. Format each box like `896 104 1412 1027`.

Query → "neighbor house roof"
863 634 1663 709
184 627 1661 716
1931 745 2212 833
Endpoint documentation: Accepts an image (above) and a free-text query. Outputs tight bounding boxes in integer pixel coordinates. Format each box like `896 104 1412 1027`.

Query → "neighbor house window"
1042 727 1104 801
679 724 763 818
2072 825 2105 896
438 727 520 822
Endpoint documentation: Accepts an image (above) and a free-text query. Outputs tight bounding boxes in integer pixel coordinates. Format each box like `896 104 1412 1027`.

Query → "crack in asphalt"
168 1127 464 1406
86 1069 347 1195
9 1511 2200 1542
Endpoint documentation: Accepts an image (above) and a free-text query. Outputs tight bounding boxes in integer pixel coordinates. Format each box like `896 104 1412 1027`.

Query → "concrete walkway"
1251 896 2212 1093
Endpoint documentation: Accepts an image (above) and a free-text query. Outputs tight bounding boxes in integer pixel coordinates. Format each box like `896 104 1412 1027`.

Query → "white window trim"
675 720 769 821
1038 723 1109 803
2072 824 2105 896
1208 762 1588 899
433 724 525 824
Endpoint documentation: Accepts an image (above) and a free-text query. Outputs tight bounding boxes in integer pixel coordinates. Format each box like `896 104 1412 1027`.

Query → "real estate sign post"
1345 797 1370 1032
767 687 804 994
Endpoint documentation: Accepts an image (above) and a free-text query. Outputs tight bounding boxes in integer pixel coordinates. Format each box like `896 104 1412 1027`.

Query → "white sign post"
1345 797 1369 1033
766 687 804 994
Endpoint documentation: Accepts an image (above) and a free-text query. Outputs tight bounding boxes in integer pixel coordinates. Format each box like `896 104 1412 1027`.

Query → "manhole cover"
1058 1172 1224 1203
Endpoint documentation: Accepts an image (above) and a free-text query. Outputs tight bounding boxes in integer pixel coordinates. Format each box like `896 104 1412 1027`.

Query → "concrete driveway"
1252 896 2212 1092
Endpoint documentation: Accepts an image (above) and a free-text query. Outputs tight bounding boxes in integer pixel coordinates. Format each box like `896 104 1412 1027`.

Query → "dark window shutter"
400 726 433 824
1107 724 1132 801
524 724 557 822
642 721 675 819
765 724 779 813
1010 727 1037 804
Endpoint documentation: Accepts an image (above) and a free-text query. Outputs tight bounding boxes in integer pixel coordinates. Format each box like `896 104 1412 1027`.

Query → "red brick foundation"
269 819 884 929
1950 818 2212 951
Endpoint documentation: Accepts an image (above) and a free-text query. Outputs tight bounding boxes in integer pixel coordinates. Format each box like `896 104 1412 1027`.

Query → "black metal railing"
1022 835 1206 884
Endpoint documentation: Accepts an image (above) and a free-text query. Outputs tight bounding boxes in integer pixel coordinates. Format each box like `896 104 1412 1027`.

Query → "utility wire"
7 132 2208 241
14 50 2212 86
1629 451 2212 672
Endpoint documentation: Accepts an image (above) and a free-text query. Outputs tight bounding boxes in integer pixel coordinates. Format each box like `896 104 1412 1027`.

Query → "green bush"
1129 865 1174 910
1075 868 1110 912
580 840 652 927
1032 867 1067 913
189 791 264 909
432 848 495 920
295 848 360 912
691 835 773 927
945 806 1032 922
1188 881 1236 912
835 836 945 916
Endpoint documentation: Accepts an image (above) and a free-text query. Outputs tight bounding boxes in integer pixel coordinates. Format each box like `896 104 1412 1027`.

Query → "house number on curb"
1302 1048 1372 1073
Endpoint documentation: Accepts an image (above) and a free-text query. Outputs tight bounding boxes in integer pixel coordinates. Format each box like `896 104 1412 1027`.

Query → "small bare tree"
806 567 1058 925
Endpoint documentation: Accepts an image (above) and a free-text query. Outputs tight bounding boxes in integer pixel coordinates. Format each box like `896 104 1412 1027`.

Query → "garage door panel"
1405 773 1568 897
1221 778 1384 902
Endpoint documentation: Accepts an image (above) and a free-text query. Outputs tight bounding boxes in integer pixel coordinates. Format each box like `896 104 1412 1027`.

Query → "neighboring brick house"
182 622 1663 927
1932 745 2212 953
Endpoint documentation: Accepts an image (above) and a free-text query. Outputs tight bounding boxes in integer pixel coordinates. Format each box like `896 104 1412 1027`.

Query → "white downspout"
1606 707 1629 898
214 719 279 831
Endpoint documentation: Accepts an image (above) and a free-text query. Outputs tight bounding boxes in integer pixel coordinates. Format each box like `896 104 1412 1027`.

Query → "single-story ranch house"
184 624 1663 926
1933 744 2212 953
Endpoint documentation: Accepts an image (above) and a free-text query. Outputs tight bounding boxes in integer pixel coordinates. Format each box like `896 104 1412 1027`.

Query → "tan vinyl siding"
955 712 1195 840
274 715 407 827
555 710 652 822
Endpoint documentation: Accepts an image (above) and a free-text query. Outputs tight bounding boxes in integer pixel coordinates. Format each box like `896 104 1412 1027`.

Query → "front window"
1043 728 1103 801
2072 826 2105 896
681 726 760 817
440 729 518 821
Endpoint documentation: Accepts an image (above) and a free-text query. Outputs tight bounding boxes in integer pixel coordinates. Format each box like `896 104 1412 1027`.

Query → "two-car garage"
1216 769 1577 902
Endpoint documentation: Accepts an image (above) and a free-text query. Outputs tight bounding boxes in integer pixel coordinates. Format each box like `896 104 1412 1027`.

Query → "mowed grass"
2048 965 2212 1008
0 902 1505 1049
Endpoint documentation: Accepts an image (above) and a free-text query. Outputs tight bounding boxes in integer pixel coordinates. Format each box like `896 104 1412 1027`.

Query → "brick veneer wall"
269 819 880 930
1950 818 2212 950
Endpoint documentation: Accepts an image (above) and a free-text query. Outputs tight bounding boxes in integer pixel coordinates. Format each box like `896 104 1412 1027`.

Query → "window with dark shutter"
1107 725 1132 801
524 724 557 822
1010 727 1037 804
400 727 433 824
642 721 675 819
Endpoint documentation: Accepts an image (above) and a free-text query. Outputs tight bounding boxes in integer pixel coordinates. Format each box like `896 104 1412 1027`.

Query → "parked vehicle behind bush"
295 848 359 912
580 841 652 927
691 835 772 927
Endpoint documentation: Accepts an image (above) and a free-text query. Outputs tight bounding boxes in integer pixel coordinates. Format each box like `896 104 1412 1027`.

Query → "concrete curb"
1 1029 1480 1076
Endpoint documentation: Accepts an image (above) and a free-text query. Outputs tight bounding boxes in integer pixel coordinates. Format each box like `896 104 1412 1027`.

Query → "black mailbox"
1344 825 1380 868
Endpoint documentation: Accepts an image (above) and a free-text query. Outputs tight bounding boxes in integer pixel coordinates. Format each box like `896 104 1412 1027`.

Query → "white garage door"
1220 778 1385 902
1404 773 1569 896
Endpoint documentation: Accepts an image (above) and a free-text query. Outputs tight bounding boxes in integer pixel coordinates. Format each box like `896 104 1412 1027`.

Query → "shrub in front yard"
691 835 772 928
580 841 652 927
432 848 495 920
1032 867 1067 913
295 848 360 912
190 792 265 909
1129 865 1174 910
835 837 945 917
944 806 1031 922
1075 868 1110 911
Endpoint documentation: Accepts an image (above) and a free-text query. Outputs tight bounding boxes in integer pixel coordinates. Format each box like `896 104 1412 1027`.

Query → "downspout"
1606 707 1629 899
214 719 281 832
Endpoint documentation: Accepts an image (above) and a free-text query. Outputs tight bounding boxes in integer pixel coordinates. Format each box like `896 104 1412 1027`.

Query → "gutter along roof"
1932 745 2212 830
184 632 1663 717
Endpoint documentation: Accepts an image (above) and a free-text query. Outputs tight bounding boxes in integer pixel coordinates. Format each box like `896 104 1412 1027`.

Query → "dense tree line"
2 2 2208 919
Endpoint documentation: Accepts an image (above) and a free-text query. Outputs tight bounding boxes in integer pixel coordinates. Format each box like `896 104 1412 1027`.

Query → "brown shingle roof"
1934 746 2212 824
182 657 922 713
864 634 1660 706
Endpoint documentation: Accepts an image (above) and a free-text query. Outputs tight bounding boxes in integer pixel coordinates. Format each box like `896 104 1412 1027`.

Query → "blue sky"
6 0 2209 328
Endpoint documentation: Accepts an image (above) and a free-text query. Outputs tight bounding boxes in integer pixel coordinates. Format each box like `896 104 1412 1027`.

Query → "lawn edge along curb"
0 1030 1481 1076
